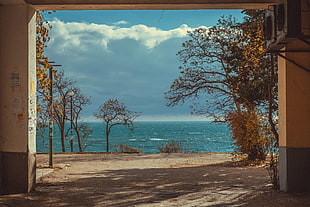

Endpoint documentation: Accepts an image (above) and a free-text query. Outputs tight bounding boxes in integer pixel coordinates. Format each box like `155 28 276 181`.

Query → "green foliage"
158 142 182 153
115 144 141 153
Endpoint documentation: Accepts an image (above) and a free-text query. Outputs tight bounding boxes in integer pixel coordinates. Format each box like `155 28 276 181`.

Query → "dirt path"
1 153 310 206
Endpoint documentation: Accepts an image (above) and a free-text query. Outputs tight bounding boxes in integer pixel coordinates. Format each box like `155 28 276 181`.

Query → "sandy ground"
1 153 310 207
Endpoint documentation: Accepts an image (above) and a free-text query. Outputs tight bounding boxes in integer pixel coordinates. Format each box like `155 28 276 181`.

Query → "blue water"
36 121 233 153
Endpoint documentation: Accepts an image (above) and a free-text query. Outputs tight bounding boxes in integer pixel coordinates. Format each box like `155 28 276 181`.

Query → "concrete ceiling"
0 0 26 5
1 0 282 10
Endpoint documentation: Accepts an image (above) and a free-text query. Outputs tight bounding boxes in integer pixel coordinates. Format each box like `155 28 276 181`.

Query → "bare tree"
94 99 140 152
70 87 91 152
53 71 76 152
53 71 92 152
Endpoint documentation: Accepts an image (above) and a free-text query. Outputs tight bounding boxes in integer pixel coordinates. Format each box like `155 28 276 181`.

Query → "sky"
44 10 245 121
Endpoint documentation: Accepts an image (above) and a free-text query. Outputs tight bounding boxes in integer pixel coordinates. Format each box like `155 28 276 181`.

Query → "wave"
188 132 203 135
37 121 232 153
150 138 165 141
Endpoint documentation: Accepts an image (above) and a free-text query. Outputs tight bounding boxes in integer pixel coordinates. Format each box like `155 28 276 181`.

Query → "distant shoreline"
36 151 233 155
78 120 215 123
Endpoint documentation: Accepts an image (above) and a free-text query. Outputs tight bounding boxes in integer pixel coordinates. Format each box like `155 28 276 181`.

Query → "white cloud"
113 20 128 25
49 19 199 51
46 20 209 120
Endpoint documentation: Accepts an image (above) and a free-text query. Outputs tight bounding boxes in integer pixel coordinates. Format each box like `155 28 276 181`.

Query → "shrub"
228 110 268 161
158 142 182 153
114 144 141 153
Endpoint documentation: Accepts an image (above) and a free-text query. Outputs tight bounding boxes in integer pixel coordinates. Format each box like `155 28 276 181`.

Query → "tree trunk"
55 111 66 152
268 54 279 143
76 131 83 152
73 121 83 152
60 126 66 152
105 123 109 152
75 129 83 152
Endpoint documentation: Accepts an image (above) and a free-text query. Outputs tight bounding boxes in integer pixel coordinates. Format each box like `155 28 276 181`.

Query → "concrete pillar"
0 4 37 194
278 49 310 192
278 1 310 192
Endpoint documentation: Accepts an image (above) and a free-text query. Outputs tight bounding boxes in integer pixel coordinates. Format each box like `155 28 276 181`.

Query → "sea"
36 121 234 153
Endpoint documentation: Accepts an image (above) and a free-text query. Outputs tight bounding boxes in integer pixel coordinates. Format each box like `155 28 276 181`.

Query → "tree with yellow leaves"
36 12 92 152
165 10 278 162
36 11 55 140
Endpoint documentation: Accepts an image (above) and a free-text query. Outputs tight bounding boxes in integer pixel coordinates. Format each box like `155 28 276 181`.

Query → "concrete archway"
0 0 309 194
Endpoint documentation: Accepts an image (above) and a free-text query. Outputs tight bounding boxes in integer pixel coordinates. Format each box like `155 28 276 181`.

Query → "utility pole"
48 61 61 167
68 91 74 152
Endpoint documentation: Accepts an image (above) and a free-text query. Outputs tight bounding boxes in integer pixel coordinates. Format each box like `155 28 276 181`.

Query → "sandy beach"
1 153 310 206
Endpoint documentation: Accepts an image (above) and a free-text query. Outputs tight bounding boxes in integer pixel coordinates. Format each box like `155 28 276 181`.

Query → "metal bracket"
275 52 310 73
269 50 310 53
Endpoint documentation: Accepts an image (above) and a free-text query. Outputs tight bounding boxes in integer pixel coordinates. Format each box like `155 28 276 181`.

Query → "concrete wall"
25 0 280 10
0 4 36 194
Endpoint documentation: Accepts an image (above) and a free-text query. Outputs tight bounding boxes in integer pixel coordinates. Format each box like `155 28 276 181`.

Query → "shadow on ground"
1 154 310 207
1 164 267 207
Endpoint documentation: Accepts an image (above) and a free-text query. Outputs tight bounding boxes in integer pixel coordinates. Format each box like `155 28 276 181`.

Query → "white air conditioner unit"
264 0 301 51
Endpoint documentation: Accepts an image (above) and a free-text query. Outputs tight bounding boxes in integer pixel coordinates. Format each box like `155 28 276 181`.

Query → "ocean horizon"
36 121 234 153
